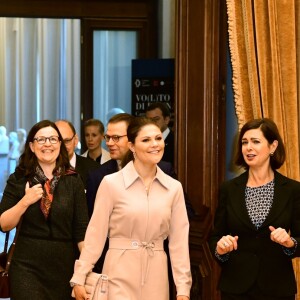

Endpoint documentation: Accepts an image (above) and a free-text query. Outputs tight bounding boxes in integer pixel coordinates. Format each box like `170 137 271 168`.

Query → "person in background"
209 118 300 300
81 118 110 164
71 117 192 300
0 120 89 299
0 126 9 194
0 125 9 155
145 102 174 165
8 131 20 160
8 131 20 175
55 119 100 189
86 113 136 216
17 128 27 155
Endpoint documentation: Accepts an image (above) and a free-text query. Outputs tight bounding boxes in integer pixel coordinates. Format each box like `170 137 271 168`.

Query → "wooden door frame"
81 17 157 123
175 0 227 298
175 0 227 212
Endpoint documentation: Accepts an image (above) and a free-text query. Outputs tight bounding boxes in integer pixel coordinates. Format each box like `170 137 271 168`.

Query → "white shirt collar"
70 152 76 168
117 160 122 170
162 127 170 140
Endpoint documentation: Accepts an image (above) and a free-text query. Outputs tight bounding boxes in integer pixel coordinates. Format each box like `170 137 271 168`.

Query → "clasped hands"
216 226 295 255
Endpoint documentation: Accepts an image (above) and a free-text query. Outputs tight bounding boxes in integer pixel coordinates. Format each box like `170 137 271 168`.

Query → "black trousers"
221 284 294 300
221 283 295 300
222 292 294 300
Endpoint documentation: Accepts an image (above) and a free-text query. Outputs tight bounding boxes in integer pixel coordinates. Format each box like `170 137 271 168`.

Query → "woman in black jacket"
0 120 89 299
209 118 300 300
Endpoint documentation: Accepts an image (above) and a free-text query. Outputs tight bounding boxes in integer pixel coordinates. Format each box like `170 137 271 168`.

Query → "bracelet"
282 237 298 256
214 248 230 262
70 282 82 287
290 236 298 248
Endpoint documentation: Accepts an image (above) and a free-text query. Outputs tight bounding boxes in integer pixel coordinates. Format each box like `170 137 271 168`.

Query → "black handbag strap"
3 231 10 253
5 217 23 273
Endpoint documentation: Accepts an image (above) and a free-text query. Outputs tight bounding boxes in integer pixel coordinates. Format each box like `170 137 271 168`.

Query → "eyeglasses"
104 134 127 143
63 134 76 145
33 136 60 144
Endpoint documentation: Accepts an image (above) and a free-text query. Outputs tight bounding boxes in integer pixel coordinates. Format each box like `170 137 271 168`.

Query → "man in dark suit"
145 102 174 165
55 120 101 189
86 113 195 299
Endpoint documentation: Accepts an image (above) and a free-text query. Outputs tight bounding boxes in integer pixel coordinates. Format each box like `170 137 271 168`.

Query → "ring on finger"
223 242 228 247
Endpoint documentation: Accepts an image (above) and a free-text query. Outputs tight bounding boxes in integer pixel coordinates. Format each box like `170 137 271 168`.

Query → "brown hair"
16 120 70 177
108 113 135 127
235 118 285 170
121 117 160 167
84 118 105 135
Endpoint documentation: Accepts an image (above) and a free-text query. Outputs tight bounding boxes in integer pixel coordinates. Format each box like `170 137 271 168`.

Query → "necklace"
144 182 152 195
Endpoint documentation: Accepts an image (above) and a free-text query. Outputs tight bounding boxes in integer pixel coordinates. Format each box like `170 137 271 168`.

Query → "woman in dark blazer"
209 118 300 300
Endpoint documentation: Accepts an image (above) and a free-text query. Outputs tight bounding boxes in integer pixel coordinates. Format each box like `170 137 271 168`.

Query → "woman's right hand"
216 235 239 255
73 285 88 300
23 182 44 206
0 181 44 231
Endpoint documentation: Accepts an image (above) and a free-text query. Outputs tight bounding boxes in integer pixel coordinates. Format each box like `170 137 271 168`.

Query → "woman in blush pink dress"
70 117 192 300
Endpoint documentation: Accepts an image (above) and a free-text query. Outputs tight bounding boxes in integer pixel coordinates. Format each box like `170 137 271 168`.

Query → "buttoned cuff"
215 248 230 262
176 285 191 298
283 237 298 256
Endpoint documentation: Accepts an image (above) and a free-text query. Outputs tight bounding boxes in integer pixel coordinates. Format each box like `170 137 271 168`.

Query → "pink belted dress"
71 161 192 299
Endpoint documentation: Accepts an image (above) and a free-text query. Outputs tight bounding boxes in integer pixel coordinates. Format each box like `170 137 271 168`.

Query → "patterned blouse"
245 179 274 229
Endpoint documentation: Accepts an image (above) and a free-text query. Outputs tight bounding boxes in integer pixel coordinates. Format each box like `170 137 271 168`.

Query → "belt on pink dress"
108 238 164 285
109 238 164 251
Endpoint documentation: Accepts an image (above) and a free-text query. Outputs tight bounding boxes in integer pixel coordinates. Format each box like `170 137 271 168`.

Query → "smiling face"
241 128 278 170
29 126 61 167
106 121 129 160
129 124 165 166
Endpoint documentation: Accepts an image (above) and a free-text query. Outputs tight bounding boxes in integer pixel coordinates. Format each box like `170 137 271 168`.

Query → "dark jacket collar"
231 170 290 231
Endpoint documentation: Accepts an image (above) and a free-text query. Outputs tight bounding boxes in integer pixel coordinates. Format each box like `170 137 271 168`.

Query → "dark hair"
84 118 104 135
108 113 135 127
16 120 70 177
235 118 285 170
145 102 170 118
121 117 161 168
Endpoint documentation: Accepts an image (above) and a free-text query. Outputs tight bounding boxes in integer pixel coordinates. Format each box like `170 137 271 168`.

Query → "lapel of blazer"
261 171 289 227
110 159 119 173
231 171 290 231
230 171 257 230
75 154 84 173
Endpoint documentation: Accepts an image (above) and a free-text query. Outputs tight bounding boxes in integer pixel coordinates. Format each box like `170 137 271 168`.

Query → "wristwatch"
70 282 81 287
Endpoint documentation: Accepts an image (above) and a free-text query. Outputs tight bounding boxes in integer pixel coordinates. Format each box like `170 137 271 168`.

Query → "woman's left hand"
176 296 189 300
269 226 295 248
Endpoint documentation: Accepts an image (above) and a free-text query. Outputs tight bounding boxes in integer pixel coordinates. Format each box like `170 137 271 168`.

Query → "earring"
270 152 274 156
132 151 136 159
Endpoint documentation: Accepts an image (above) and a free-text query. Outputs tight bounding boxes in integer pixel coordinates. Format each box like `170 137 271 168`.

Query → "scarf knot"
32 166 76 219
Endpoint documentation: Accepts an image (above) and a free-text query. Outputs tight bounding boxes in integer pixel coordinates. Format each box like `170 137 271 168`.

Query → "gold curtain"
226 0 300 297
